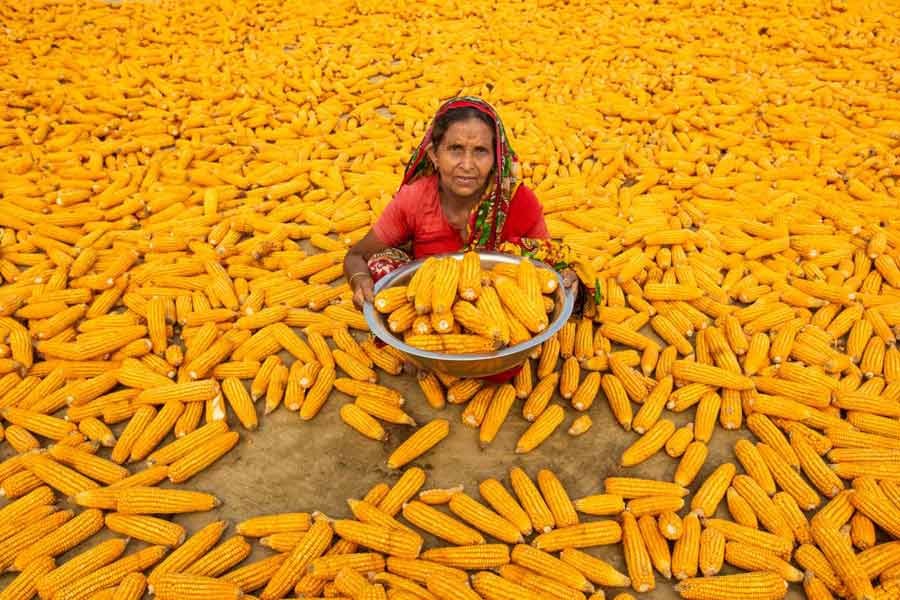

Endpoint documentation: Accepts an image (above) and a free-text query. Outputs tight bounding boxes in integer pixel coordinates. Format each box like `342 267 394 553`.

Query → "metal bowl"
363 251 576 378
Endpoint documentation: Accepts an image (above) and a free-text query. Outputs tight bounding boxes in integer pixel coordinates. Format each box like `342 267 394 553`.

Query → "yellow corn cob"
559 356 581 399
531 520 622 553
657 510 683 541
770 491 812 545
810 520 874 600
151 574 241 600
182 534 250 578
376 467 426 518
299 365 335 421
601 374 633 430
1 407 75 440
418 485 465 506
731 475 794 542
757 442 821 510
670 359 754 389
850 478 900 539
374 286 408 314
259 520 333 600
536 469 578 527
604 477 689 499
428 258 460 315
20 453 99 498
402 500 485 545
149 520 228 587
471 570 543 600
510 543 594 593
116 486 220 514
35 537 129 599
626 495 684 518
621 511 655 593
53 545 167 600
456 251 482 301
802 572 835 600
478 383 516 446
105 513 186 547
689 463 735 518
47 444 129 484
222 553 287 593
332 520 421 559
447 492 524 544
12 507 104 571
516 404 564 453
1 555 55 600
461 386 494 427
559 546 631 588
495 276 547 333
620 419 675 467
522 371 558 421
78 417 116 447
5 425 40 453
673 441 708 487
850 513 876 551
476 286 510 345
664 423 694 458
634 514 671 580
387 419 449 469
674 572 788 600
452 301 500 341
340 404 388 441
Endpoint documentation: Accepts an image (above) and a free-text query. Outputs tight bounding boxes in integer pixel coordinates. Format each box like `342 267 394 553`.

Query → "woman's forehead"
442 118 493 145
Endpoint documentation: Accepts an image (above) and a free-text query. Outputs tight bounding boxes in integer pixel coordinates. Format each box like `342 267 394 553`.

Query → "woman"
344 96 580 308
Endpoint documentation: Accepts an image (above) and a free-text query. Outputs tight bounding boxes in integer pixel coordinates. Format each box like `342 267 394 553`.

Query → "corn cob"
690 463 735 518
12 507 104 571
621 511 655 593
104 513 186 547
509 467 555 534
621 419 675 467
674 572 788 600
53 545 167 600
387 419 449 469
151 574 242 599
448 492 524 544
731 474 794 542
402 500 485 545
516 404 564 453
149 520 228 587
116 487 220 514
810 519 874 600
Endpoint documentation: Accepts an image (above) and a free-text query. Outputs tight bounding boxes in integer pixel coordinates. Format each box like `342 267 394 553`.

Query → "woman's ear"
425 143 437 165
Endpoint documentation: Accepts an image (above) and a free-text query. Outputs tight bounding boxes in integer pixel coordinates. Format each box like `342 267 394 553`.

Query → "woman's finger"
361 279 375 303
352 287 365 310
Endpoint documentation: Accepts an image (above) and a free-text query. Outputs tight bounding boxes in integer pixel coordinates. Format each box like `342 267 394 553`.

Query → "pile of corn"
2 0 900 597
374 252 560 353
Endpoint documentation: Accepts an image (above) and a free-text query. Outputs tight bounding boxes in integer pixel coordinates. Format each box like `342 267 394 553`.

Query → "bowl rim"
363 251 576 363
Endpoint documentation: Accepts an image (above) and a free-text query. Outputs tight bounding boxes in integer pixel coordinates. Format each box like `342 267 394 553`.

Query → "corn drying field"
1 0 900 598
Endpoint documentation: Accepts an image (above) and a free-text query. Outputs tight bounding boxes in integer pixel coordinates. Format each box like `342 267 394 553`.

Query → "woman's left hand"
561 268 579 291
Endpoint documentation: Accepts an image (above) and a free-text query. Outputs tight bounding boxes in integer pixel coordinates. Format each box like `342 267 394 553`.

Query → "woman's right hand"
351 273 375 310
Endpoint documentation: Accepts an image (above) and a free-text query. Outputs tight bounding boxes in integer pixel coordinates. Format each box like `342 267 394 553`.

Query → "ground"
0 358 805 599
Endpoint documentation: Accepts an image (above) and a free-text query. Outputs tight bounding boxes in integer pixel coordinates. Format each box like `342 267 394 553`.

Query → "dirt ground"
0 356 806 599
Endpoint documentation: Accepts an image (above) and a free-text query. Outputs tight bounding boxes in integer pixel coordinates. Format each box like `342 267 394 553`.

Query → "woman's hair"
431 106 496 151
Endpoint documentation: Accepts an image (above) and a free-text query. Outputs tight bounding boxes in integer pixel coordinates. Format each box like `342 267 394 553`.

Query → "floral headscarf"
401 96 519 251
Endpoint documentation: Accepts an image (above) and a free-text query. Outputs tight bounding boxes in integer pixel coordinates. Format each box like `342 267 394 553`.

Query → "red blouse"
372 174 549 259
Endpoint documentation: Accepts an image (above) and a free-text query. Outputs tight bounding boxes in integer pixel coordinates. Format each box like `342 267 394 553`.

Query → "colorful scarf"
400 96 599 303
401 96 519 251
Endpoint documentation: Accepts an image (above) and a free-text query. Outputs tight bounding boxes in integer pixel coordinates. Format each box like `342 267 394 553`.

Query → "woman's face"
427 118 495 202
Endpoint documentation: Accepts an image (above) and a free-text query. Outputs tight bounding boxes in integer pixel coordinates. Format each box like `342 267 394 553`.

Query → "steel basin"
363 251 576 378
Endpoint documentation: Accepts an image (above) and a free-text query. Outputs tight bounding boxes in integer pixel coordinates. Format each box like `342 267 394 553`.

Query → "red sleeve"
372 188 414 247
501 185 549 242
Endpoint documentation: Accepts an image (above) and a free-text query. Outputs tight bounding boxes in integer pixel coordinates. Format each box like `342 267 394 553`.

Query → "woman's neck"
437 181 483 213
